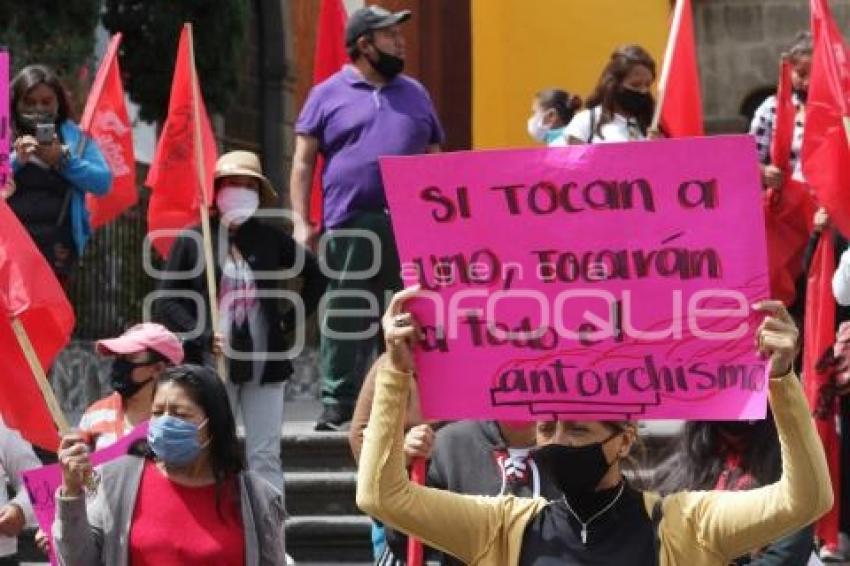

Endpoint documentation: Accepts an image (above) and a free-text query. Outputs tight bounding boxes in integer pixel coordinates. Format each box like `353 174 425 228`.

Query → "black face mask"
614 87 654 117
366 44 404 80
15 110 57 136
532 432 619 498
110 359 154 398
793 88 808 103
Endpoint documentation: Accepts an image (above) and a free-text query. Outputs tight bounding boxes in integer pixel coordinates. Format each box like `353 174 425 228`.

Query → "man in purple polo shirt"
290 5 444 430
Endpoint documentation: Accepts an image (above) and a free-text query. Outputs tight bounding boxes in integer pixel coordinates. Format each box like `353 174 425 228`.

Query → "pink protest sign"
0 50 9 194
380 135 770 421
21 422 149 565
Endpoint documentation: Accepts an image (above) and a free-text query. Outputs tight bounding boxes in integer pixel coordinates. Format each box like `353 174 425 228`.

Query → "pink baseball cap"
96 323 184 365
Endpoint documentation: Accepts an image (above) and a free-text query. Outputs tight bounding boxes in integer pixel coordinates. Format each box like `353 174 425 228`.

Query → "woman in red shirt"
53 365 285 565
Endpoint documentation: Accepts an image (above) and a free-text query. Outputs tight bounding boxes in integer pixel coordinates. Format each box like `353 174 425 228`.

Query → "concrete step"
286 471 359 516
285 515 373 563
279 424 355 472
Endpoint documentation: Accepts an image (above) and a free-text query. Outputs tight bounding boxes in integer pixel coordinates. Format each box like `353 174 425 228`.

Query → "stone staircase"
282 419 372 564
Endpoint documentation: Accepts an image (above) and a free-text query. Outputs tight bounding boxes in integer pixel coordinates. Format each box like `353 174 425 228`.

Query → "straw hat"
214 151 278 208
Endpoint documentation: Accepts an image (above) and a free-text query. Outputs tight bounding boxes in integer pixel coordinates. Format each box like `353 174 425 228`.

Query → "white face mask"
527 112 548 142
216 186 259 226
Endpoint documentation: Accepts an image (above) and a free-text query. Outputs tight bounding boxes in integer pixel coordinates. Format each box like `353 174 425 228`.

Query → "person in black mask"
349 7 407 81
565 45 659 144
357 289 833 565
79 323 184 450
291 4 444 432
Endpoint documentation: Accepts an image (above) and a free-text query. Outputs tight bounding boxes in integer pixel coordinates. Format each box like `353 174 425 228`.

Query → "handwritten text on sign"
380 136 770 420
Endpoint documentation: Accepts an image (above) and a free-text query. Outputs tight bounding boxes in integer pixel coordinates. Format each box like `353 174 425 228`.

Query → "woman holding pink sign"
52 364 285 565
357 288 832 565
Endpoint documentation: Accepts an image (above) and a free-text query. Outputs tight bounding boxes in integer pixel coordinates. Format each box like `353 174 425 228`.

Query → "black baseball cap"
345 5 412 46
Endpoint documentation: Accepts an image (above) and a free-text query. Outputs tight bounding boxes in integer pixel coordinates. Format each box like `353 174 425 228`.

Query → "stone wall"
695 0 850 132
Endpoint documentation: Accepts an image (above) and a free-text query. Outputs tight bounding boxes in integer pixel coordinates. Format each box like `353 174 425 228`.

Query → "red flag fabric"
802 232 840 547
308 0 348 228
771 60 796 171
0 200 74 451
145 26 217 259
803 0 850 237
764 60 816 305
81 33 137 229
659 0 704 137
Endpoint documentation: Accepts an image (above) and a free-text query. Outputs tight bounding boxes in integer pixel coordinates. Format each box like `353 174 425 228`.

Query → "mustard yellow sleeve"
356 367 527 564
664 372 833 561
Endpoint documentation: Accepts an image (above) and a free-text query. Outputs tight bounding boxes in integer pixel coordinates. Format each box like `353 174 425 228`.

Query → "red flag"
764 60 817 305
772 60 796 171
803 0 850 237
802 233 840 547
145 26 217 259
658 0 704 137
81 33 137 229
0 200 74 451
308 0 348 228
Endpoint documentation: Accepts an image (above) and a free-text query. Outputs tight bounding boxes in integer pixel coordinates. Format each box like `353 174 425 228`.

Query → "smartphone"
35 122 55 145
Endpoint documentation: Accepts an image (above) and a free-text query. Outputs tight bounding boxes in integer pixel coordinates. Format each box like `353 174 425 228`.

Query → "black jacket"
153 218 325 383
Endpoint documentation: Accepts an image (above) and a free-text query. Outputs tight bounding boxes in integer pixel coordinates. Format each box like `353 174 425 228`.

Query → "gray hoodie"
428 420 560 500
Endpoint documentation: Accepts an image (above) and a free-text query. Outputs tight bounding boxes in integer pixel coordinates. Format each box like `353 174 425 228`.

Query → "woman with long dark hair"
565 45 658 144
357 289 832 565
654 418 816 565
53 365 285 565
3 64 111 287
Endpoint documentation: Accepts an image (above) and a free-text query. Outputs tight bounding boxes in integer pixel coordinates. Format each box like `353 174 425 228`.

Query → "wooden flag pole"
650 0 686 133
186 23 227 382
10 317 70 434
842 116 850 147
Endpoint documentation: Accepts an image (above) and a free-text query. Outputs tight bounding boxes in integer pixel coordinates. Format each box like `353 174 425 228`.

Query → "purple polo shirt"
296 65 445 229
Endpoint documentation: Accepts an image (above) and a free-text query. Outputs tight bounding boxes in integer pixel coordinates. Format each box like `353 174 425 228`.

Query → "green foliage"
102 0 250 123
0 1 102 105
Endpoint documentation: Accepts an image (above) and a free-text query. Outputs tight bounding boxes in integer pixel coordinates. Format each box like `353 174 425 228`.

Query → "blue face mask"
543 126 566 146
147 415 209 466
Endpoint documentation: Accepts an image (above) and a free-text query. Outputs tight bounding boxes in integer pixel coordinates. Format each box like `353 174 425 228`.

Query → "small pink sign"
21 422 150 565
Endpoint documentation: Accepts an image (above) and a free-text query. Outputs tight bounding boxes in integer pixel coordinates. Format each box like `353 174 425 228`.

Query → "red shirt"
129 460 245 566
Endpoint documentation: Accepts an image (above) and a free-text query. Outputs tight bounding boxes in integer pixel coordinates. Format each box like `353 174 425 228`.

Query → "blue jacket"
11 120 113 255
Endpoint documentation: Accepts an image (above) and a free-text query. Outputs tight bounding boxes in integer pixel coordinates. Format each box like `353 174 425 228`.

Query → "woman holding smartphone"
4 64 111 287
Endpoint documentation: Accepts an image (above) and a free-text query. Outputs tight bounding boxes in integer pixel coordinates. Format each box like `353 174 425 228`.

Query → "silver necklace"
559 481 626 545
